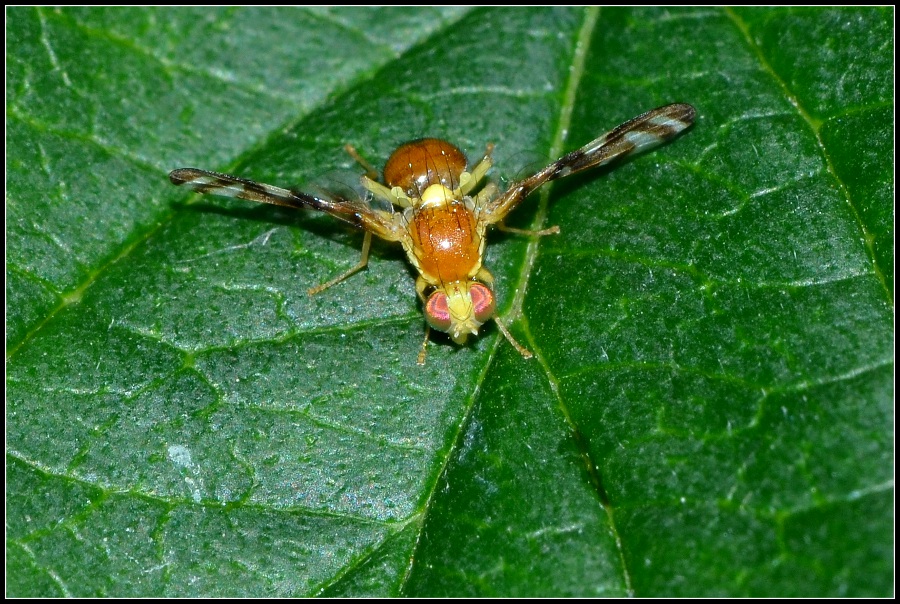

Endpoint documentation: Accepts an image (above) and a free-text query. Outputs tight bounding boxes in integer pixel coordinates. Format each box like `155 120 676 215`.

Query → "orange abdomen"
384 138 467 198
409 201 482 284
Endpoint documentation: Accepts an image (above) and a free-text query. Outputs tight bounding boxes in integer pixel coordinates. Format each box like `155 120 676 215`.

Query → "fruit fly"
170 103 695 364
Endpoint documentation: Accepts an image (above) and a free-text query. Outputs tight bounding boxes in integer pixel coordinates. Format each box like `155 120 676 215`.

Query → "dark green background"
7 7 893 597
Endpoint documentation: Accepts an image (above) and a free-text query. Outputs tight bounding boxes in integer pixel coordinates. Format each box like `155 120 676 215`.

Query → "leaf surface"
7 7 893 597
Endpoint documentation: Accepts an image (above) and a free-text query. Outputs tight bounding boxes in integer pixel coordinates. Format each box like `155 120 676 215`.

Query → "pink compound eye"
469 283 495 323
425 291 452 332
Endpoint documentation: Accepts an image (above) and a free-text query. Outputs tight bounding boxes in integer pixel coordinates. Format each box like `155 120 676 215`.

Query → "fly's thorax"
403 195 487 286
419 184 456 208
424 280 496 344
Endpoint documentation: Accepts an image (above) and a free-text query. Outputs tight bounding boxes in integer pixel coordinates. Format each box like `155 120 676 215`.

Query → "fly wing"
481 103 695 223
170 168 313 209
544 103 695 179
169 168 402 240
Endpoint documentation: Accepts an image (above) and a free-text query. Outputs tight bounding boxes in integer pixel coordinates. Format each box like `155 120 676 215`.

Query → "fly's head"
424 280 496 344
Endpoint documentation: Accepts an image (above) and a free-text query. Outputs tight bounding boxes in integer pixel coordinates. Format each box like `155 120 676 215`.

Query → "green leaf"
7 6 893 597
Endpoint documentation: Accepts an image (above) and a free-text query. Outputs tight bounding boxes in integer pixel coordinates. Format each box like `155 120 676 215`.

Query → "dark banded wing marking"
169 168 402 240
482 103 695 224
169 167 312 210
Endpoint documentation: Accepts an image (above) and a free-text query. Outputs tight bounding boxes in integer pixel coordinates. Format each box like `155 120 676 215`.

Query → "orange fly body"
170 103 695 363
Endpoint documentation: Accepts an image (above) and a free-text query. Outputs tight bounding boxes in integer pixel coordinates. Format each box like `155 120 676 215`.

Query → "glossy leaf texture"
6 7 893 597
